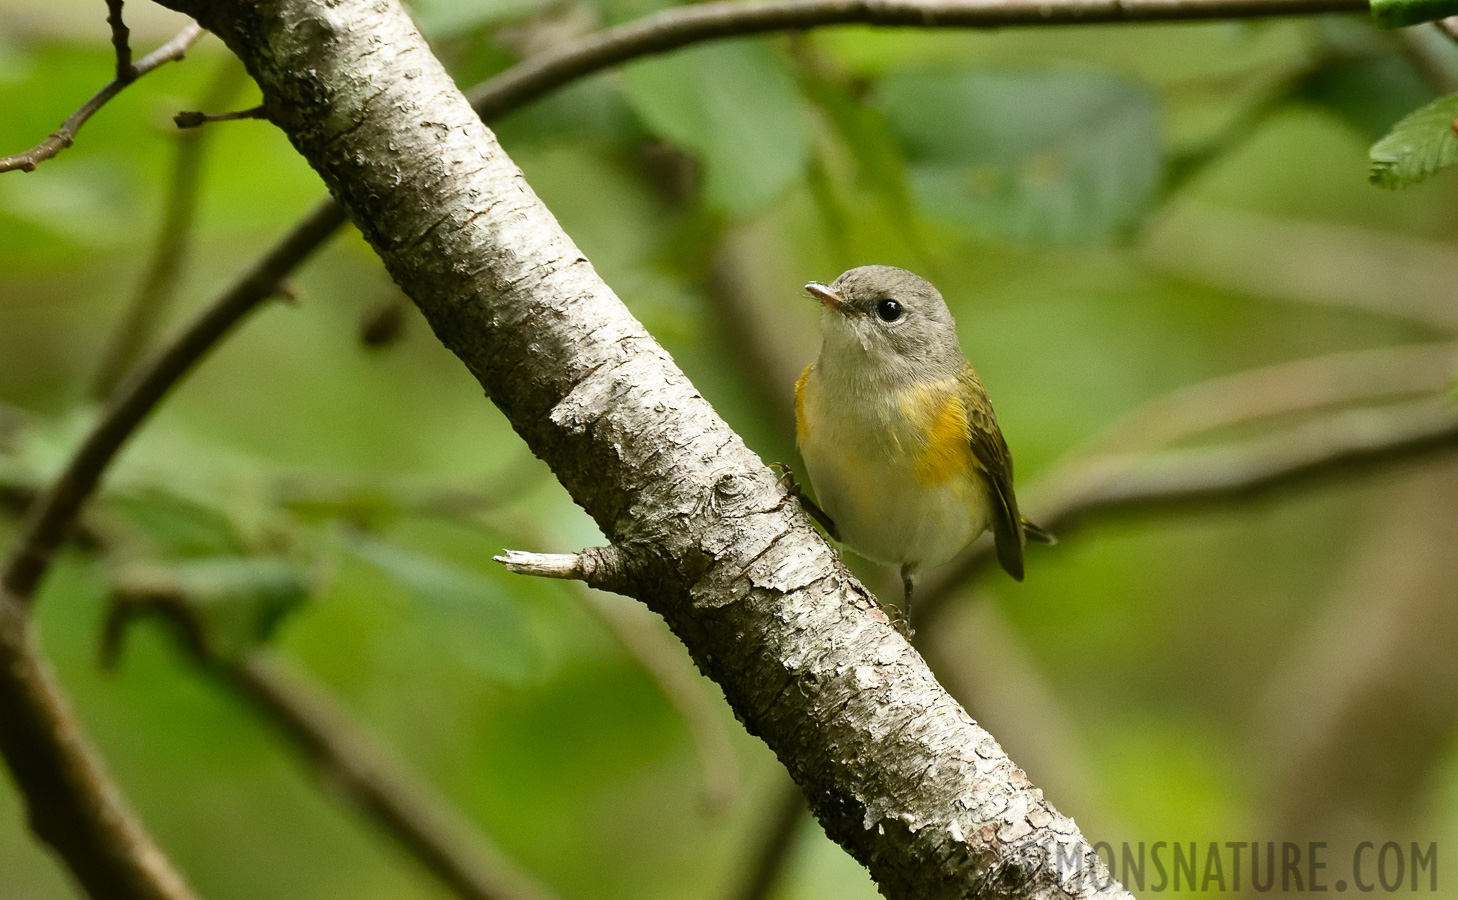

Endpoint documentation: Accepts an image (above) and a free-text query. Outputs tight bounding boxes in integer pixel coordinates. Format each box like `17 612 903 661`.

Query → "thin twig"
99 577 556 900
106 0 134 82
0 22 204 174
173 106 269 129
1071 341 1457 457
726 779 809 900
91 61 250 401
577 589 740 813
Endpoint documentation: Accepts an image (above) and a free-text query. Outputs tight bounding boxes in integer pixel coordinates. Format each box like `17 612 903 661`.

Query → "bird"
793 265 1052 623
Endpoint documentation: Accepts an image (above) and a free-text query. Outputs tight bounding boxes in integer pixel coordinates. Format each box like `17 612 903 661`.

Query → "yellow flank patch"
904 381 973 486
795 366 811 446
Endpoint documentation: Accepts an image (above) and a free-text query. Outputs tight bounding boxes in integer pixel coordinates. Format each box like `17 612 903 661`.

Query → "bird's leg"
769 463 839 540
897 565 917 638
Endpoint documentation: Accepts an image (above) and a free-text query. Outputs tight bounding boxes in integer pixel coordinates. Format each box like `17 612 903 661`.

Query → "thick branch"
0 23 204 174
152 1 1129 895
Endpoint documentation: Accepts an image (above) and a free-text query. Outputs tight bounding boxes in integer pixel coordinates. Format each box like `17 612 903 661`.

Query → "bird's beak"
805 282 846 312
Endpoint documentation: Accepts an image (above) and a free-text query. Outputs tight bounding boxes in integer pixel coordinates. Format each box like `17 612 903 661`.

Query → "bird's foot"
770 462 839 539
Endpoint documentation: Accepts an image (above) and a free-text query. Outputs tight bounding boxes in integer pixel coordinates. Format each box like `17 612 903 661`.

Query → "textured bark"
152 1 1130 896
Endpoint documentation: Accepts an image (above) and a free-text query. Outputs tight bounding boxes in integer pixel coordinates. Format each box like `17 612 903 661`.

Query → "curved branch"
916 398 1458 624
0 23 204 174
1071 341 1457 456
226 653 557 900
466 0 1368 119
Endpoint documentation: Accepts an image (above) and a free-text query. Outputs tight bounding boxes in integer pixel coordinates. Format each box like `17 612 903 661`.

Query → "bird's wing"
959 367 1026 581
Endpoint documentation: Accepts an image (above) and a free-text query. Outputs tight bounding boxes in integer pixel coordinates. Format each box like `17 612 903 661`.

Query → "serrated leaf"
877 70 1162 245
1369 93 1458 189
347 535 536 683
622 39 812 215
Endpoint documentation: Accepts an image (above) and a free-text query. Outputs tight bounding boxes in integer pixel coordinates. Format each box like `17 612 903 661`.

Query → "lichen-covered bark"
156 1 1132 896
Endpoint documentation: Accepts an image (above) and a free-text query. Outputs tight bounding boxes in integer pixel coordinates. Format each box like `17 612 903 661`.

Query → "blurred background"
2 0 1458 897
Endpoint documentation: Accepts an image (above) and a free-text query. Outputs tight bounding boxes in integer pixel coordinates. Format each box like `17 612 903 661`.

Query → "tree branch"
0 22 204 174
916 398 1458 625
227 654 557 900
146 1 1131 895
0 590 196 900
98 577 557 900
466 0 1369 119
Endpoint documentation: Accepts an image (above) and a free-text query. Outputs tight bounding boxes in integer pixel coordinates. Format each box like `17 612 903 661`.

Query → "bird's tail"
1021 518 1057 545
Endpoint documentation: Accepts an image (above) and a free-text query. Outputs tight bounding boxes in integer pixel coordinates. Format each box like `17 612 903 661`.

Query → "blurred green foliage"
3 2 1458 900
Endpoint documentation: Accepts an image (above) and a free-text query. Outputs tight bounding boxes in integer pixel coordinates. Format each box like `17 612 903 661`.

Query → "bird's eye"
875 299 904 322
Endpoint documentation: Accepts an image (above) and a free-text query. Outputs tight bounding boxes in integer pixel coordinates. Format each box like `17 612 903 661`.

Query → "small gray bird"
794 265 1052 616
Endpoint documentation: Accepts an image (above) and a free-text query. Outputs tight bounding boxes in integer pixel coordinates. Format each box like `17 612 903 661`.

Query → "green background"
2 1 1457 897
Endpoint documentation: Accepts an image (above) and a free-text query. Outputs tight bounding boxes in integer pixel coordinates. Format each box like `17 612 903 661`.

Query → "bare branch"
0 22 204 174
0 591 196 900
725 779 809 900
578 589 740 812
106 0 133 82
916 398 1458 625
228 654 558 900
466 0 1368 119
1072 341 1457 457
173 106 269 128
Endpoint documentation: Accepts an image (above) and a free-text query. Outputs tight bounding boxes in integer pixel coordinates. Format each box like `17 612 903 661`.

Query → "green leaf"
347 534 536 683
1371 0 1458 29
876 70 1162 245
622 39 813 216
1369 92 1458 189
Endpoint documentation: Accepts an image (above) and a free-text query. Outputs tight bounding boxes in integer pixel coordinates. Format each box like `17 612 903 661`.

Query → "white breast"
798 367 989 572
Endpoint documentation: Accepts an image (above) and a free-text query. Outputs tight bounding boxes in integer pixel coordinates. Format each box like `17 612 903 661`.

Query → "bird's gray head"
805 265 964 386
